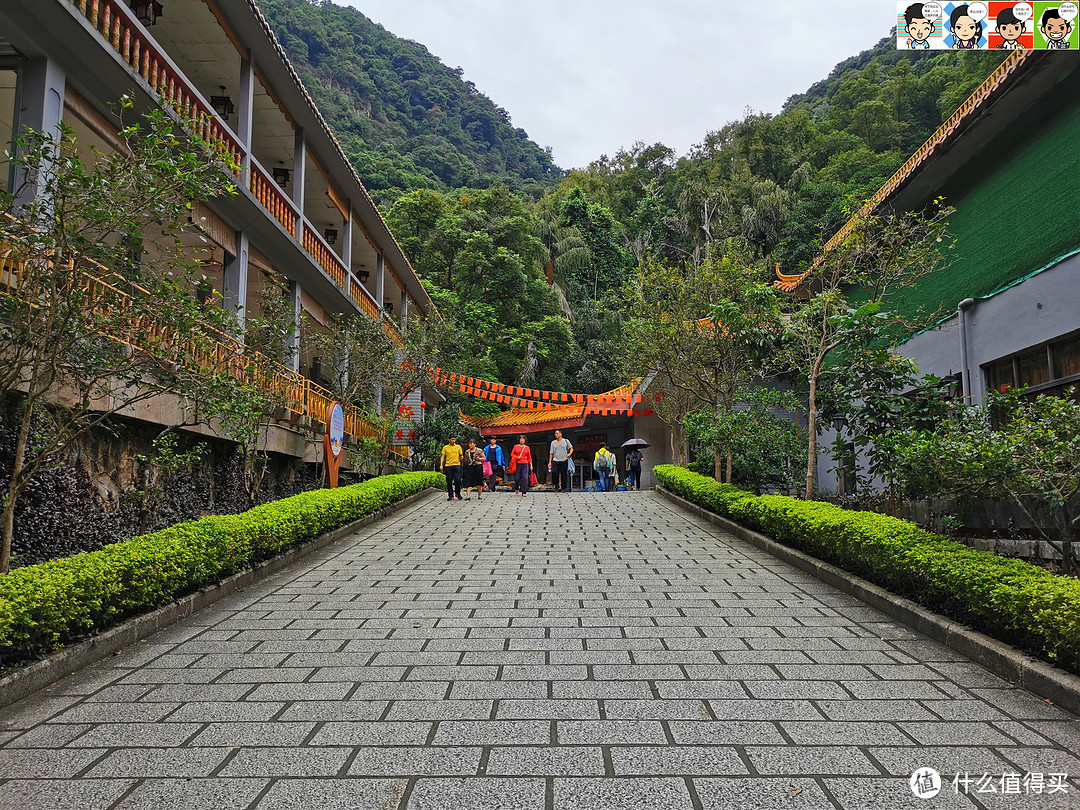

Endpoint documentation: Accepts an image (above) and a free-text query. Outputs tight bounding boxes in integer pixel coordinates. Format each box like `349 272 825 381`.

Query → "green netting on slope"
891 100 1080 324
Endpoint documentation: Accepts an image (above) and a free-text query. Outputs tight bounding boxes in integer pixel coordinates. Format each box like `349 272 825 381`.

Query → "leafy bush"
654 465 1080 673
0 472 444 666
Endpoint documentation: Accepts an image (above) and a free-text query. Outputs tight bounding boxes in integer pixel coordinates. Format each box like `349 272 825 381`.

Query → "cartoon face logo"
1000 20 1023 39
1041 9 1072 40
906 4 934 43
954 14 978 39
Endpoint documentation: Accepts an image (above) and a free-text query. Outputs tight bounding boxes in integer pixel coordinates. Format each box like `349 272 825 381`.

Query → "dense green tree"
386 187 570 390
258 0 561 203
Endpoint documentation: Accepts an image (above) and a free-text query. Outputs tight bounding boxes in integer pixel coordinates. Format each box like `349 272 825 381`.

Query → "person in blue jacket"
483 436 506 492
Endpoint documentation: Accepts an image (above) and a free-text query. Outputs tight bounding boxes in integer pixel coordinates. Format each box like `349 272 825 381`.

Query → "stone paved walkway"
1 491 1079 810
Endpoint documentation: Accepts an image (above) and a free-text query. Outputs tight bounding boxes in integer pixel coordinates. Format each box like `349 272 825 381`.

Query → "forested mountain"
257 0 561 203
258 4 1005 395
543 38 1007 276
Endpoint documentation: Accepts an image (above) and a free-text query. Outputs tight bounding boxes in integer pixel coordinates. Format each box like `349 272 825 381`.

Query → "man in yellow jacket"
593 443 615 493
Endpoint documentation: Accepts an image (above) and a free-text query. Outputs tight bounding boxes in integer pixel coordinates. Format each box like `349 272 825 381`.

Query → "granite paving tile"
431 720 551 746
747 745 883 776
190 721 315 747
0 779 134 810
50 702 180 724
824 777 981 809
693 777 835 810
611 745 749 776
868 745 1020 777
406 777 545 810
385 700 494 721
245 682 355 702
308 721 429 747
84 746 229 777
495 699 601 720
68 722 200 748
347 746 481 776
218 746 351 776
252 778 408 810
113 777 267 810
898 722 1020 747
552 776 694 810
0 747 107 778
668 720 786 746
3 723 93 748
556 719 668 745
486 746 607 776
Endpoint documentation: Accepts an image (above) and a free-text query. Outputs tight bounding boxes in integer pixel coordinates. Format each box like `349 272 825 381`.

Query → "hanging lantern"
130 0 163 26
323 227 338 245
271 162 291 187
209 87 235 119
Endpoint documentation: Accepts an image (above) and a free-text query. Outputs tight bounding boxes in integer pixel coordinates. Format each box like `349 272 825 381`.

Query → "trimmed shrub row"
654 465 1080 674
0 471 445 666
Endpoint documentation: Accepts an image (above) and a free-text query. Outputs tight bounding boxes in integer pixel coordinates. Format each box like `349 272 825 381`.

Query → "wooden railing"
71 0 244 170
249 161 298 237
301 223 348 290
0 229 408 460
65 0 410 338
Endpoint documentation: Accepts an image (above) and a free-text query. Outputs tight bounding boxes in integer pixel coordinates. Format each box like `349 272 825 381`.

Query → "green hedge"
655 465 1080 673
0 471 444 666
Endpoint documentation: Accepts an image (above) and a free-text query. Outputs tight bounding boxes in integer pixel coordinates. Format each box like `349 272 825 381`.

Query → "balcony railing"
0 222 408 460
249 160 299 238
301 222 348 291
64 0 399 335
72 0 244 170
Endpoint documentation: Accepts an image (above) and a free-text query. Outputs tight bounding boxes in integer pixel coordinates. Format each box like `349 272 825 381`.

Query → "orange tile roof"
483 404 586 428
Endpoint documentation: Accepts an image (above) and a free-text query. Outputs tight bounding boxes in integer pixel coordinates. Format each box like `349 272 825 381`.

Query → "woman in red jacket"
509 435 533 496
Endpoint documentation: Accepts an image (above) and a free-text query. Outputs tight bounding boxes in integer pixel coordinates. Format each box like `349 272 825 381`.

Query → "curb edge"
654 486 1080 717
0 487 440 710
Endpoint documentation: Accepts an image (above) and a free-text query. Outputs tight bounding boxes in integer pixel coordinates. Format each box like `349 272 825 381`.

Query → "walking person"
509 435 533 497
439 435 464 501
626 446 644 491
593 442 615 493
483 436 505 492
462 439 486 500
547 429 574 492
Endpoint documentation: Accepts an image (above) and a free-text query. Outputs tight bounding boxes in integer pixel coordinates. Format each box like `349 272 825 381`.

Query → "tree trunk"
0 399 35 573
726 447 733 485
714 447 723 482
1059 506 1076 576
805 371 818 500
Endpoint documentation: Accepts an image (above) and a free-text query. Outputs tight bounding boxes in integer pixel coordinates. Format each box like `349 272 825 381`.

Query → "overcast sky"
342 1 895 169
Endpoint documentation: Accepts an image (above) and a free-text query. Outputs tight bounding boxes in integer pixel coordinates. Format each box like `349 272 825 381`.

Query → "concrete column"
237 53 255 175
13 57 65 211
342 207 353 271
292 128 306 215
287 278 302 372
376 253 386 313
224 231 250 329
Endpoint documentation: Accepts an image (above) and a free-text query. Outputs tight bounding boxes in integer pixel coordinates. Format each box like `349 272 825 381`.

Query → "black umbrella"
620 438 650 448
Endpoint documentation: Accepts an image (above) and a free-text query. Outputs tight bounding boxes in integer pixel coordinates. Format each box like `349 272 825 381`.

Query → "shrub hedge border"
654 465 1080 717
0 472 444 708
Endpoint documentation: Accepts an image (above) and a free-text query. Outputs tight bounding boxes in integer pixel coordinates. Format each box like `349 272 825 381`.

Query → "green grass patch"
655 465 1080 674
0 472 444 667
